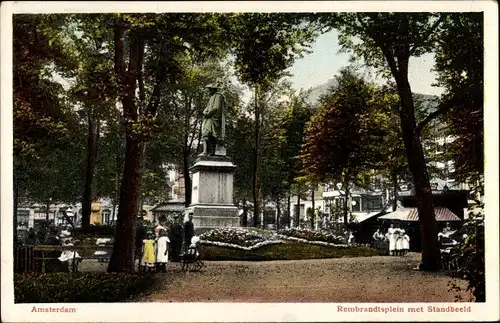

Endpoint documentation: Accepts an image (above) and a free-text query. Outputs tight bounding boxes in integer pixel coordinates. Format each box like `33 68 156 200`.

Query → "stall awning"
378 207 461 222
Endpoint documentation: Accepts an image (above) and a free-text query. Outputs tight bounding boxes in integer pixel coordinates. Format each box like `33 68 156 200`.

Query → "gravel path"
138 253 472 303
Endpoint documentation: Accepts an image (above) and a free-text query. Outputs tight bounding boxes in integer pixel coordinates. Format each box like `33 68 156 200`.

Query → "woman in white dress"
156 229 170 273
402 231 410 255
395 229 405 256
386 224 396 256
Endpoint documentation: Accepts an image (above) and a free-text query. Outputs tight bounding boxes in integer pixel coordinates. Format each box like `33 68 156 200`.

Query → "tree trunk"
113 133 121 224
241 199 248 227
275 196 281 230
108 135 143 273
392 170 398 212
296 194 301 227
45 199 50 221
395 70 440 271
252 86 261 228
342 183 350 226
108 24 145 273
287 192 291 228
311 187 315 229
81 112 100 231
183 95 194 206
183 137 192 207
13 172 19 244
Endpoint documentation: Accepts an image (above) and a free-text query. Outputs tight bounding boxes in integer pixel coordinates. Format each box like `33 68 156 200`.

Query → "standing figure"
135 217 147 268
141 232 156 272
201 84 226 156
182 213 195 255
372 228 384 250
169 215 184 262
395 229 405 256
386 224 396 256
402 231 410 255
156 229 170 273
25 228 39 245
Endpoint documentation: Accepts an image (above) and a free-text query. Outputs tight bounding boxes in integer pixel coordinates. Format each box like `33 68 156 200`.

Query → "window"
17 211 29 228
362 197 383 212
335 198 345 209
351 197 361 212
103 209 111 225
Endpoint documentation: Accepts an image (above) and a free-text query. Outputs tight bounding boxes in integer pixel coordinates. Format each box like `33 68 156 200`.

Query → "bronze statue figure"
201 83 226 156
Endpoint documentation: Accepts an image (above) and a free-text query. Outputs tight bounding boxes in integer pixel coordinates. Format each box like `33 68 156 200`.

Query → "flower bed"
199 227 282 250
278 228 346 245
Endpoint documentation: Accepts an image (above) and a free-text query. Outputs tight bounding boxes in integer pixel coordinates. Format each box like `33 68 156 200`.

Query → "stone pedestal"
185 155 240 229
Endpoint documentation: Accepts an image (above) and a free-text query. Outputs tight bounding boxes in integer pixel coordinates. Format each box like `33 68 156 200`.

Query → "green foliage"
434 13 483 184
228 112 256 202
301 68 389 184
280 89 313 191
14 272 158 303
449 181 484 302
202 241 381 261
230 13 321 90
314 13 442 75
13 14 78 161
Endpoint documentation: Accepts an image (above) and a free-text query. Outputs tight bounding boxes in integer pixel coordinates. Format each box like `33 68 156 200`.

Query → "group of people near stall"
137 212 198 272
372 224 410 256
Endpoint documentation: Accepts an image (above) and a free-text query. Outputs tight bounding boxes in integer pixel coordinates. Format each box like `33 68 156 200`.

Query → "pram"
180 236 205 272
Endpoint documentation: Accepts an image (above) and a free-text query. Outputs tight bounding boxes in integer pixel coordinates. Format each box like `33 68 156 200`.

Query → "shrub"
278 228 345 244
14 272 158 303
73 224 115 237
449 189 485 302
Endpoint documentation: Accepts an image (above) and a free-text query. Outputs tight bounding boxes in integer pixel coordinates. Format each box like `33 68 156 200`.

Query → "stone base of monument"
186 205 240 229
186 155 240 230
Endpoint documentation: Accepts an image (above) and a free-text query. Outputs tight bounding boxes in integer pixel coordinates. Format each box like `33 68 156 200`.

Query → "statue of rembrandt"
201 83 226 156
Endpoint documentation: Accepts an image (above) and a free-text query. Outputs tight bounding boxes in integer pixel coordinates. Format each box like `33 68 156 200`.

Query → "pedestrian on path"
156 229 170 273
142 231 156 272
169 215 184 262
182 213 195 255
386 224 396 256
402 231 410 255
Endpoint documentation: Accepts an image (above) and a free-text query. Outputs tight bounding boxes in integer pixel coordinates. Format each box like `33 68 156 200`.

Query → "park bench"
14 244 114 273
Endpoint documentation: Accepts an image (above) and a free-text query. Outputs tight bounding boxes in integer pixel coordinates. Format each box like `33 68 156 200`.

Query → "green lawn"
201 241 382 261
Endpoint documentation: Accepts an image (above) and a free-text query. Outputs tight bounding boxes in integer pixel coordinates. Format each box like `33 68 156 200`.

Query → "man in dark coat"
182 213 195 254
169 215 184 262
135 217 147 268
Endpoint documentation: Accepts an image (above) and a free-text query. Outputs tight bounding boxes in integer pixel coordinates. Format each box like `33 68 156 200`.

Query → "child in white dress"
156 229 170 273
395 229 405 256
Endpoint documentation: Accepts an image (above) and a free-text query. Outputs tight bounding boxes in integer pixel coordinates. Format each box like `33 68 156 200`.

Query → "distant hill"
305 79 337 105
305 79 439 115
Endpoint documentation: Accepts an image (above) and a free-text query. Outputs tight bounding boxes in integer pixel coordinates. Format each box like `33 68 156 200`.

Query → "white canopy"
378 207 461 222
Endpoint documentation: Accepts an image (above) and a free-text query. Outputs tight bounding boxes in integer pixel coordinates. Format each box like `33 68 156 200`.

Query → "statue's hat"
205 83 220 89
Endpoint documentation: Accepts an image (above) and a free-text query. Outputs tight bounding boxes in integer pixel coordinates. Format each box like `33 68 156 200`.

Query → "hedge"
14 272 158 303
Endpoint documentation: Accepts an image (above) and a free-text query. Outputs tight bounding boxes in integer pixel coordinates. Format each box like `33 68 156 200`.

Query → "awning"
378 207 461 222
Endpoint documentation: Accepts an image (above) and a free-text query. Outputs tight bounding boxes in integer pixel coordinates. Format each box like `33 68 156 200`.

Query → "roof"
378 207 461 222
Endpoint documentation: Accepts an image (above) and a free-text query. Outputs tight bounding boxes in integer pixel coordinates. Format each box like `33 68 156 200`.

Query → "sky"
286 30 445 96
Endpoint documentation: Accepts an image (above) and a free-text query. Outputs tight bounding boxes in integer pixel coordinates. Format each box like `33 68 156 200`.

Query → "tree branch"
409 14 445 56
415 101 454 134
114 18 126 87
145 41 166 117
